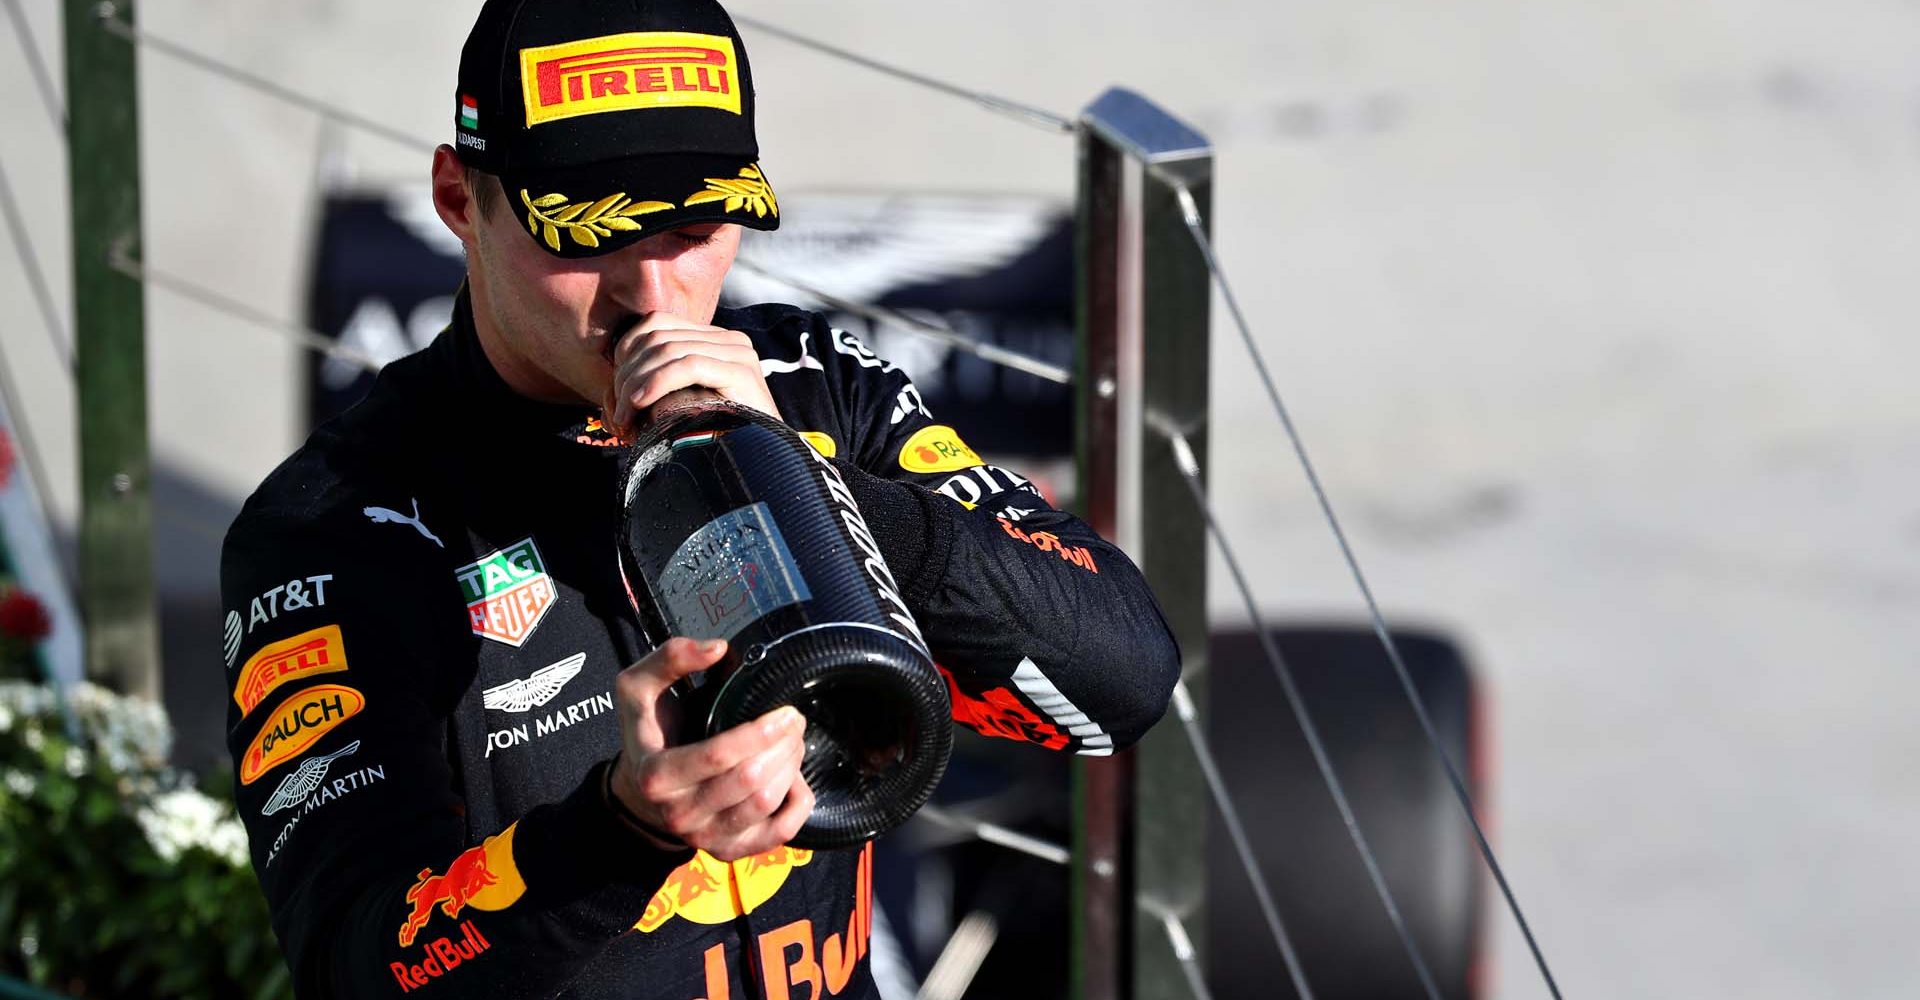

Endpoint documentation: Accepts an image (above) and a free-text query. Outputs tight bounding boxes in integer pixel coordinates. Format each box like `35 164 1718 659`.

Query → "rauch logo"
240 684 366 784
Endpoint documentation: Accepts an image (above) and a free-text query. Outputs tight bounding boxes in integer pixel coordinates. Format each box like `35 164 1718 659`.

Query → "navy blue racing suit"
220 290 1179 998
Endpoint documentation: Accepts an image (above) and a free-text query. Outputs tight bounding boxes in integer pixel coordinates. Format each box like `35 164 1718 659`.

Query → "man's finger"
611 314 732 368
644 704 804 792
682 728 806 819
696 776 814 861
616 355 748 425
615 637 727 703
766 775 816 844
628 340 760 382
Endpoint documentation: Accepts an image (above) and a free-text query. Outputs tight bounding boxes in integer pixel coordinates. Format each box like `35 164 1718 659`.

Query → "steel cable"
1168 681 1317 1000
92 10 1060 387
106 239 383 376
3 0 63 131
1137 897 1216 1000
96 7 432 154
0 154 69 371
0 152 70 532
1157 173 1566 999
730 13 1076 135
730 258 1073 384
914 804 1072 866
1155 420 1445 1000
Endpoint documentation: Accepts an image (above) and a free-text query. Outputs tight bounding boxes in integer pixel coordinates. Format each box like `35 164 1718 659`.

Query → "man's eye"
676 230 721 247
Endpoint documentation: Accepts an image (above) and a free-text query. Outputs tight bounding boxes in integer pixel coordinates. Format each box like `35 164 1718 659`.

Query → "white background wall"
3 1 1918 996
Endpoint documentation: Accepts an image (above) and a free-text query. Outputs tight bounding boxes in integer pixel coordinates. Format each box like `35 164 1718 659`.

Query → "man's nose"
617 253 677 314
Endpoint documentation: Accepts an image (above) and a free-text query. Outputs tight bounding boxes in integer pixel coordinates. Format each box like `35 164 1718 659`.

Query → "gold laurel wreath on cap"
520 190 675 251
683 165 778 219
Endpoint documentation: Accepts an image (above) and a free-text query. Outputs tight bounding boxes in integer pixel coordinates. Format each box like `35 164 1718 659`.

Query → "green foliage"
0 683 292 1000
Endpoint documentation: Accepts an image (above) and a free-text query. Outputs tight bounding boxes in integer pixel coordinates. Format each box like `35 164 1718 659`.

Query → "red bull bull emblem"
397 822 528 948
938 665 1069 750
690 842 877 1000
636 844 814 933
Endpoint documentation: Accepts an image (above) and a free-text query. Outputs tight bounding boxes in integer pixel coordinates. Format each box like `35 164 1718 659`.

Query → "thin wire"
96 10 433 155
1168 681 1317 1000
0 154 70 370
731 258 1073 385
3 0 64 130
93 13 1060 394
0 313 67 558
1160 175 1566 1000
731 13 1075 135
916 804 1072 866
106 239 384 376
1136 896 1216 1000
1157 422 1445 1000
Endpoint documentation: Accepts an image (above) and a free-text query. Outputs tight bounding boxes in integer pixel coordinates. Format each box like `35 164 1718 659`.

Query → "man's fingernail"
761 706 800 735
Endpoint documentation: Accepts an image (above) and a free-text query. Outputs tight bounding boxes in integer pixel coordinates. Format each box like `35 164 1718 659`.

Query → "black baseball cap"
453 0 779 258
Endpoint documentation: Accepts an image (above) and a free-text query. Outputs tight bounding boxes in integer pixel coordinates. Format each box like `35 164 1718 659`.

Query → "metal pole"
66 0 157 699
1073 122 1130 1000
1073 87 1214 1000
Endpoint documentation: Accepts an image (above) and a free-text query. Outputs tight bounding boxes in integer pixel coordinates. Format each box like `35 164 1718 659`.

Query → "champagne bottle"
616 389 952 849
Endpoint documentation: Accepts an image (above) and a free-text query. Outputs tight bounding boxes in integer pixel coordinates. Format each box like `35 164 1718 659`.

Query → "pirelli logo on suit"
233 624 350 717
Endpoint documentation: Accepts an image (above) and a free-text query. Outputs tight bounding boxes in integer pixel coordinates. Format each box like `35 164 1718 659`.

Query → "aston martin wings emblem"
262 740 363 816
482 653 587 713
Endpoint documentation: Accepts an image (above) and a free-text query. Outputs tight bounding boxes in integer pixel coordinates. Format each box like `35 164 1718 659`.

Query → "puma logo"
363 498 444 549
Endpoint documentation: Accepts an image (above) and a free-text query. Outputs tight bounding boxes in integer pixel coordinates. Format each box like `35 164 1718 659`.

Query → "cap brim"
500 154 779 258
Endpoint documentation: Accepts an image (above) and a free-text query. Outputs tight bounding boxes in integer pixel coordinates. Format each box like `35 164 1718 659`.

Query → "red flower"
0 588 52 642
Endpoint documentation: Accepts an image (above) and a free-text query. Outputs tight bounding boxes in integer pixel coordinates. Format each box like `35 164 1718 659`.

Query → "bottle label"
656 502 812 641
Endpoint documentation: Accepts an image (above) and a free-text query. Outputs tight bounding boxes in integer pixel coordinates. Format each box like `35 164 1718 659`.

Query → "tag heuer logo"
455 538 556 646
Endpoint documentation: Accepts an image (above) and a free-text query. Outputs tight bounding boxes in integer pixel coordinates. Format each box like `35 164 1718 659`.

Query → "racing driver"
220 0 1179 997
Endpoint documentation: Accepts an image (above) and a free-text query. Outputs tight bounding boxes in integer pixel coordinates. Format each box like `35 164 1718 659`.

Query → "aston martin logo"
481 653 586 713
262 740 363 816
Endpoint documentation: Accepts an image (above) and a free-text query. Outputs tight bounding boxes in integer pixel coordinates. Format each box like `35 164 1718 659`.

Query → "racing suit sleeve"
222 511 690 999
809 322 1180 755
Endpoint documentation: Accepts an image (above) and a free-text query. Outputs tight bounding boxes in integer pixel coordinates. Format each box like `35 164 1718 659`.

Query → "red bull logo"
389 920 491 993
996 517 1099 574
690 843 876 1000
938 665 1069 750
636 844 814 933
519 31 741 126
397 823 527 947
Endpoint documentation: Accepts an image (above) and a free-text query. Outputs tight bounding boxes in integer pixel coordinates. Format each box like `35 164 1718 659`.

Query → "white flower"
21 725 43 752
62 746 87 778
2 769 35 798
136 787 249 867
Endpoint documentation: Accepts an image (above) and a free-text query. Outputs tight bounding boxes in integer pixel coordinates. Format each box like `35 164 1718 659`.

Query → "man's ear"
430 145 478 247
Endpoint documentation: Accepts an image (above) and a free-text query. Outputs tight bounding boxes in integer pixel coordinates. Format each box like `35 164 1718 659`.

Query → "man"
220 0 1178 997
